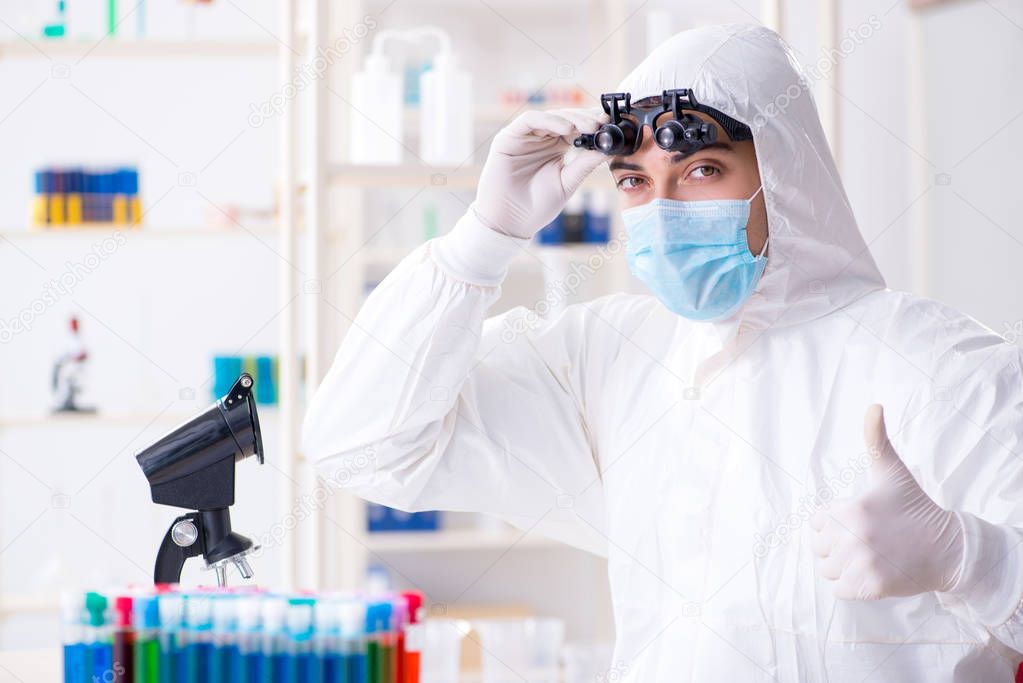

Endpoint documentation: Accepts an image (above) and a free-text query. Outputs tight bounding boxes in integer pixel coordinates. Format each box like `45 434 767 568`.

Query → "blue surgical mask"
623 186 768 321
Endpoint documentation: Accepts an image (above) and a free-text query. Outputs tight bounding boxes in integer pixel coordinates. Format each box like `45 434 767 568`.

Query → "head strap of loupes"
573 89 753 157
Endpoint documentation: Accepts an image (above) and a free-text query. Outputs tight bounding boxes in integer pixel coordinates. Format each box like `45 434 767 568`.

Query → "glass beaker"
472 617 565 683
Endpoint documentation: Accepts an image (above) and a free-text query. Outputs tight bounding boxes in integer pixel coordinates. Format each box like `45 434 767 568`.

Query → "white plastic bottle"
350 53 404 165
419 52 473 166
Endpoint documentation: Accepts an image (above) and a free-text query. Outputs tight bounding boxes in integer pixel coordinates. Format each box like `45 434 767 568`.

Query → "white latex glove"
471 108 608 239
811 404 965 600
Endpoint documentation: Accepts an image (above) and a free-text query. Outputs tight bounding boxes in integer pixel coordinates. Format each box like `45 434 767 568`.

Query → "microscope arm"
154 512 204 584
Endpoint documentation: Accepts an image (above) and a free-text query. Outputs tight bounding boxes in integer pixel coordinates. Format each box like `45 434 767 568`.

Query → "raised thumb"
864 403 897 474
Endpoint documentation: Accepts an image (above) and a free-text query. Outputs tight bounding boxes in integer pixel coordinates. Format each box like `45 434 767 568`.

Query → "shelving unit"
285 0 635 595
0 39 280 59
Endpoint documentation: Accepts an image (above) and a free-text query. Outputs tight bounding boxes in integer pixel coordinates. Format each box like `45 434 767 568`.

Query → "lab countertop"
0 649 60 682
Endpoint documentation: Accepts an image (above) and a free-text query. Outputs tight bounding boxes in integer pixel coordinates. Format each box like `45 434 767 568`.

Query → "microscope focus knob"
171 519 199 547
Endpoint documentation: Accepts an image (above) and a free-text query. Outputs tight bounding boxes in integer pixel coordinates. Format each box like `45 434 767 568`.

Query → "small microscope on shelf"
135 373 265 586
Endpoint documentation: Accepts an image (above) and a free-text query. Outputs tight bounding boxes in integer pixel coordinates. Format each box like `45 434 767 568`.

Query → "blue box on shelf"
367 504 440 532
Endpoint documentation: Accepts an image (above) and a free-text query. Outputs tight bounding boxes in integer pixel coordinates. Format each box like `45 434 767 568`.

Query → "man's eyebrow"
609 141 737 173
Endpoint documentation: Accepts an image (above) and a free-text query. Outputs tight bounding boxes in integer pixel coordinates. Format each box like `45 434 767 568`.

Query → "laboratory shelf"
0 407 278 429
329 163 485 190
360 242 617 271
0 226 280 239
363 528 559 553
0 39 280 60
331 163 612 192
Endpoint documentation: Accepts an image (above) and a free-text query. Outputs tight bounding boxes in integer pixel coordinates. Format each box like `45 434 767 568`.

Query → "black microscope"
135 373 265 586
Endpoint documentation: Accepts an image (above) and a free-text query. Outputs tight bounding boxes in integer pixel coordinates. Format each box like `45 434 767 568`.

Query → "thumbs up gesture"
811 404 965 600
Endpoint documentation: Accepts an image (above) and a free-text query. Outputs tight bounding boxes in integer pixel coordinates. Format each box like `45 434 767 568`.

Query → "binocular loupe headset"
573 89 753 157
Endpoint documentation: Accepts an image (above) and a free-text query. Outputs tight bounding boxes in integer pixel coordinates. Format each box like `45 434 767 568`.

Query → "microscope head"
136 373 265 585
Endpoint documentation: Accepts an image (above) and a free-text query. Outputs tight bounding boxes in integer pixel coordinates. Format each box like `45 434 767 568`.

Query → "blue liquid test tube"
338 600 367 683
183 593 214 683
286 598 317 683
85 592 113 683
234 596 262 683
211 595 240 683
157 593 184 683
61 593 89 683
260 597 288 683
314 598 344 683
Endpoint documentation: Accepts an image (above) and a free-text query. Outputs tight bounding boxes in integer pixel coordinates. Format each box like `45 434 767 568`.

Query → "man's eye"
616 176 646 190
689 165 719 179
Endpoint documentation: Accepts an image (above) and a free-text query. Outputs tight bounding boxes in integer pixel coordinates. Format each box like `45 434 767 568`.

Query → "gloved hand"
471 108 608 239
811 404 965 600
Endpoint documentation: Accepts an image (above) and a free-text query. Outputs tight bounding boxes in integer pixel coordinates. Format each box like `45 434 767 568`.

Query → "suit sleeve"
893 314 1023 652
301 211 608 555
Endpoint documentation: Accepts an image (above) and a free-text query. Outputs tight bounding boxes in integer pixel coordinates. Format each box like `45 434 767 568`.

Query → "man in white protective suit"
303 24 1023 681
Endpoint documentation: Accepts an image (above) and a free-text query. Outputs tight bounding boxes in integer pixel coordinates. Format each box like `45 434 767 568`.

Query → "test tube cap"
365 601 393 634
84 592 108 627
158 593 184 630
60 592 85 624
114 596 134 628
235 595 262 632
337 599 365 638
133 596 160 629
402 591 424 624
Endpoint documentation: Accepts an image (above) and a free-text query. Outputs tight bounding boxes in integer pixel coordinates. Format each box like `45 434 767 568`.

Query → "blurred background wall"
1 0 1020 654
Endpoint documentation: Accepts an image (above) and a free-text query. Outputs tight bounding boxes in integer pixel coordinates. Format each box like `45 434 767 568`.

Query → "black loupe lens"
595 128 618 154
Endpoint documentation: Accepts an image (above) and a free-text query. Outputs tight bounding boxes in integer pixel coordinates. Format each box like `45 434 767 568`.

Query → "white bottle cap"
337 599 366 638
261 596 287 632
235 596 262 632
564 191 585 214
158 594 183 629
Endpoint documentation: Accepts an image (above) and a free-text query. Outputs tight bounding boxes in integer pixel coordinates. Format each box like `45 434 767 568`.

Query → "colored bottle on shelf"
50 169 66 225
133 597 159 683
538 212 565 245
61 593 89 683
562 192 585 243
66 169 84 224
584 191 612 244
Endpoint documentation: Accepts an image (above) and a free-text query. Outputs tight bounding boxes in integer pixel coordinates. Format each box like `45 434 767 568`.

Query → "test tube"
314 597 343 683
85 592 113 683
287 597 317 683
112 595 135 683
399 592 423 683
235 595 262 683
61 592 88 683
365 601 395 683
132 596 160 683
210 595 239 683
391 598 408 683
261 597 288 683
183 593 214 683
157 593 184 683
338 600 368 683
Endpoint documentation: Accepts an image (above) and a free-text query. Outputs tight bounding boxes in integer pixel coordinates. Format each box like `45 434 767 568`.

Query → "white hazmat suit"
304 24 1023 681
